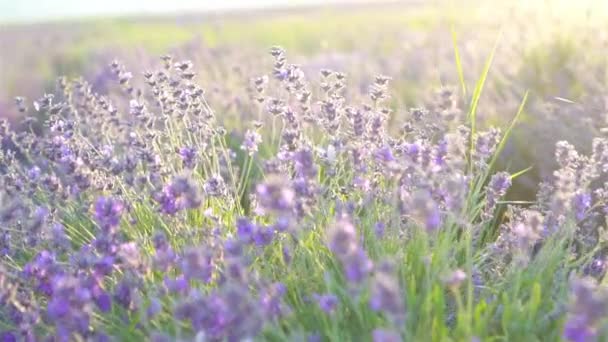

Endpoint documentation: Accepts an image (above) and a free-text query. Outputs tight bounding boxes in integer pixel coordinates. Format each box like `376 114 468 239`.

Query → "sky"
0 0 367 23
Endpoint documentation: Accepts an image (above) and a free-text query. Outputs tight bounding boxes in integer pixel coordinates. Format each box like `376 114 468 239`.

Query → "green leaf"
451 25 467 100
528 282 542 321
468 30 502 174
486 90 530 177
510 165 533 180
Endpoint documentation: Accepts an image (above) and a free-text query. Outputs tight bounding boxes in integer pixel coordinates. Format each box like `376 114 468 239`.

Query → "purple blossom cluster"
0 47 607 341
153 175 202 215
563 278 608 342
327 216 373 283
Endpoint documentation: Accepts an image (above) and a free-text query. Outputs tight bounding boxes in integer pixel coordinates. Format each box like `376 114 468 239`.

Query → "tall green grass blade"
486 90 530 178
468 30 501 175
468 31 502 123
451 25 467 100
509 165 533 180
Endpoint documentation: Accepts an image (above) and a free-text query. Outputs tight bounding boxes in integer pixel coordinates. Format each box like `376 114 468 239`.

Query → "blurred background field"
1 0 608 198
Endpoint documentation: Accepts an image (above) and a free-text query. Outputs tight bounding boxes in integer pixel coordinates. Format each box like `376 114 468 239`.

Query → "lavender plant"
0 46 607 342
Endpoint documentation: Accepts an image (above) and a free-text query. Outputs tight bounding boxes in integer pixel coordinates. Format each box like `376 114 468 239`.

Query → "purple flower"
224 259 248 283
51 223 69 249
94 290 112 313
27 166 41 180
0 231 9 256
147 298 162 319
164 275 189 294
573 192 592 221
180 247 214 283
255 175 295 214
584 257 607 280
200 294 234 337
282 245 292 264
293 148 317 178
292 177 316 200
93 197 124 231
374 146 395 163
224 239 243 258
152 232 176 271
260 282 288 319
236 218 256 243
203 176 226 197
327 217 358 258
490 172 512 194
47 275 94 338
118 242 141 269
407 190 442 231
178 146 197 169
23 250 60 295
486 172 512 209
92 234 120 255
433 138 448 167
563 318 596 342
555 141 579 168
253 226 275 247
353 176 371 192
0 331 17 342
475 128 501 161
154 176 202 215
372 329 401 342
274 216 290 232
153 232 169 251
403 142 421 162
327 216 373 283
343 250 373 283
374 222 386 238
563 278 608 342
114 278 136 310
151 332 172 342
241 130 262 156
314 294 338 313
175 285 262 340
173 298 201 328
370 264 404 320
308 333 322 342
47 296 70 319
93 256 115 278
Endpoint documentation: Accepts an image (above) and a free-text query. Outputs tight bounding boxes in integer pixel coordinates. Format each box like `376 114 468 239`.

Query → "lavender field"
1 1 608 341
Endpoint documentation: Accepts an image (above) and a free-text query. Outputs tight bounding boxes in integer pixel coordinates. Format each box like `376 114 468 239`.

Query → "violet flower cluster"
0 47 607 341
